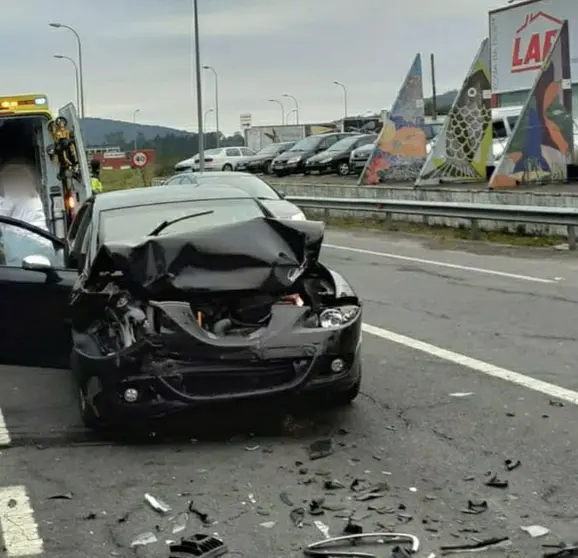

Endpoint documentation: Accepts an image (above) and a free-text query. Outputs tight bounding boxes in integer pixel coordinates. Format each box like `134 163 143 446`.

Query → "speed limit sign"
132 151 148 167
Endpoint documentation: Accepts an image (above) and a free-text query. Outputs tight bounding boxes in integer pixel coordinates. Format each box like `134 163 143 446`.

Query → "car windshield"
507 115 519 131
327 136 362 151
99 198 264 243
289 136 321 151
257 144 284 155
195 175 281 200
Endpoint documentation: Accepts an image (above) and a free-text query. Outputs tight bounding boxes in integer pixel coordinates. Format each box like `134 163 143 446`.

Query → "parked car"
235 142 296 174
271 133 357 176
175 147 256 172
350 142 376 174
305 134 377 176
163 171 306 220
58 185 362 429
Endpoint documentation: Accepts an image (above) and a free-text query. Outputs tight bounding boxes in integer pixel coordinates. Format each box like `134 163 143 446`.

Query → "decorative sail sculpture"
416 39 493 186
489 20 573 189
358 54 426 185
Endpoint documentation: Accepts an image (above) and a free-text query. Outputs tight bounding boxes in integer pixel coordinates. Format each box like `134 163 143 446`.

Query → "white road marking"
363 322 578 405
0 407 10 446
0 486 43 556
324 244 557 284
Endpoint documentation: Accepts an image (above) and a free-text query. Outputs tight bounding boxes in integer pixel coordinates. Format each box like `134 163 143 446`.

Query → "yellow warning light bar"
0 95 49 112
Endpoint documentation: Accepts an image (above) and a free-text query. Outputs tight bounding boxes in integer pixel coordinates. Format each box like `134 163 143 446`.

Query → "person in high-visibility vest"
90 159 103 194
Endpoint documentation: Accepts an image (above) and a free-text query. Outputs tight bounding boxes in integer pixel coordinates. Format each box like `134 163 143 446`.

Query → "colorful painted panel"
489 21 573 189
416 40 493 186
359 54 426 185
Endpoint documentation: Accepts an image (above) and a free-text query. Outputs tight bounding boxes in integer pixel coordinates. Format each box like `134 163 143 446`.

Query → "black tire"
274 171 284 177
71 353 105 430
265 162 273 175
222 163 233 171
337 162 350 176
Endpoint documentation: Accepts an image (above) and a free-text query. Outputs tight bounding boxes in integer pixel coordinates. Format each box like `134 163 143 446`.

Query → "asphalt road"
2 229 578 557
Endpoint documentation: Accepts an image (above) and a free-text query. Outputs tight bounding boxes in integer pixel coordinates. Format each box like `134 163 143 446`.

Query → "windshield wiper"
148 210 215 236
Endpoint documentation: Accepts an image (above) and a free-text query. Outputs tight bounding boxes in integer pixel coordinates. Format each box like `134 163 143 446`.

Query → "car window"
0 221 64 268
320 136 339 149
226 148 241 157
492 119 508 139
99 198 266 243
327 136 362 151
195 174 281 199
290 136 321 151
66 201 90 245
179 175 195 184
240 148 254 156
166 176 184 185
71 203 93 256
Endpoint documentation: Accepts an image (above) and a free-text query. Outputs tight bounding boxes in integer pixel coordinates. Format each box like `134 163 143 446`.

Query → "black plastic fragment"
343 518 363 535
308 439 334 460
484 474 508 488
505 458 521 471
169 534 227 558
461 500 488 515
543 546 578 557
441 536 509 554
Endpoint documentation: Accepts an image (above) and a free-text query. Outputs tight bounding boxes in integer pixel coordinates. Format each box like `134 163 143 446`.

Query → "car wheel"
222 163 233 171
274 171 284 177
337 162 350 176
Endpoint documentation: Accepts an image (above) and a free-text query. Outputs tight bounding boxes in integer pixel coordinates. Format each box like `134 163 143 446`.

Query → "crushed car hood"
83 217 324 297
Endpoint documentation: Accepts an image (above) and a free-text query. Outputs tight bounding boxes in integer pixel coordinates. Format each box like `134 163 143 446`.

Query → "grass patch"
101 168 157 192
307 212 566 248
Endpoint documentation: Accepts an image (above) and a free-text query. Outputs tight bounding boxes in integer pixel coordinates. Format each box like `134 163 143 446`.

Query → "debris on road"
309 498 325 515
280 492 294 506
449 392 474 398
303 533 419 557
188 501 212 525
542 544 578 557
505 459 521 471
461 500 488 515
131 531 158 547
521 525 550 538
440 536 511 554
171 512 189 534
354 482 390 501
484 473 509 488
549 400 564 407
290 507 305 527
47 492 74 500
169 534 227 558
245 444 260 451
308 439 335 460
324 479 345 490
314 520 330 539
144 493 172 514
260 521 276 528
343 518 363 535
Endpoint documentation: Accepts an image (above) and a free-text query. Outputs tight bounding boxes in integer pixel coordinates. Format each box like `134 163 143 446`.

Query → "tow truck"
0 93 91 238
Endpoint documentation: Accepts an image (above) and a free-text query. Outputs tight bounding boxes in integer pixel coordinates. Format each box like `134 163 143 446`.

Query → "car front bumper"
271 161 300 173
305 161 333 173
73 307 362 424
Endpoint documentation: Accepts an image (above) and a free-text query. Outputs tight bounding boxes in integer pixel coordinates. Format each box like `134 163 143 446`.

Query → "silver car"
163 171 306 220
174 147 256 172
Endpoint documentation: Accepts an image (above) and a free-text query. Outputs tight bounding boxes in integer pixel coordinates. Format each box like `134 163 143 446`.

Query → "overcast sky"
1 0 501 134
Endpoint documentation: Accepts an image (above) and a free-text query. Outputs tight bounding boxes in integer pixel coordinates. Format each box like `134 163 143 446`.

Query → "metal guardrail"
286 196 578 250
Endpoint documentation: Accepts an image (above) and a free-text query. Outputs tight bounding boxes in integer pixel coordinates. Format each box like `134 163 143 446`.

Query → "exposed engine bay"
70 217 361 357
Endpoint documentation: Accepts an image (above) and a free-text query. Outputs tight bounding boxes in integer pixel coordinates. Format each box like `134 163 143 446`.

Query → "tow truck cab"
0 94 91 238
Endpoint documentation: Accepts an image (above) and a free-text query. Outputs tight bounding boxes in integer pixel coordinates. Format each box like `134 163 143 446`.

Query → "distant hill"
80 117 190 146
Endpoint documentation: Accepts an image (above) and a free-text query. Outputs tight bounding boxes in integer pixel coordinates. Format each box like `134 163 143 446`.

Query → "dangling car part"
70 215 363 429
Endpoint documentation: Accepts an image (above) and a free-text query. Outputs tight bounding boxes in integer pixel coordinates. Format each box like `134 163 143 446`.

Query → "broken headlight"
319 305 360 328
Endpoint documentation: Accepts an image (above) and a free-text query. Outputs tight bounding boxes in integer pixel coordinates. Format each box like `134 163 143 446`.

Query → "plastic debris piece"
521 525 550 538
549 400 564 407
188 501 212 525
145 493 172 514
47 492 73 500
484 474 508 488
391 546 413 558
461 500 488 515
505 459 521 471
355 482 390 501
449 392 474 397
260 521 276 528
324 479 345 490
343 518 363 535
131 532 158 547
440 537 510 554
172 512 189 534
543 545 578 557
169 534 227 557
304 532 419 557
309 498 325 515
314 520 330 539
280 492 294 506
290 507 305 527
308 439 335 460
245 445 260 451
409 487 417 493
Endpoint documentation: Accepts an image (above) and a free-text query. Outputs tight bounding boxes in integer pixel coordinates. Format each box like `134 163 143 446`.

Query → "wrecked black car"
68 186 362 429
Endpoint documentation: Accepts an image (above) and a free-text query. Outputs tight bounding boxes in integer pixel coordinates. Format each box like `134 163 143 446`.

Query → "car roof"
94 184 253 211
174 171 258 177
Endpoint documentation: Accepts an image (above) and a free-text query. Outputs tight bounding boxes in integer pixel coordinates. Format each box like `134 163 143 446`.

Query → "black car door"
0 216 78 369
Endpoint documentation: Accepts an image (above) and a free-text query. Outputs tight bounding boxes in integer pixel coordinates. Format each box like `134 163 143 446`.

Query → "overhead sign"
489 0 578 93
132 151 148 167
240 113 252 130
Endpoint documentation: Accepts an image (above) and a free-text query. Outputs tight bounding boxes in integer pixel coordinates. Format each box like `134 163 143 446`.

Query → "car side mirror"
22 254 60 282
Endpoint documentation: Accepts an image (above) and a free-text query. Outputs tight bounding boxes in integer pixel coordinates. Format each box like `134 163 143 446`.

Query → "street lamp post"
192 0 204 171
133 109 140 151
268 99 285 125
53 55 80 110
202 65 220 148
49 23 85 118
333 80 348 131
286 108 297 124
282 93 299 124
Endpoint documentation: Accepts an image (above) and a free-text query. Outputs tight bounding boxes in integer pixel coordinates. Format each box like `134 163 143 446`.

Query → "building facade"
489 0 577 117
